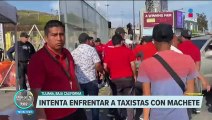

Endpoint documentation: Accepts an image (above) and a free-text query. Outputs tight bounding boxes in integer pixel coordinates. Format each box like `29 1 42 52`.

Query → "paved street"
0 87 212 120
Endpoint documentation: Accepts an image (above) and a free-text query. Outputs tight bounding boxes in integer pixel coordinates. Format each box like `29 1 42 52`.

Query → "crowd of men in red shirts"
92 26 212 120
26 20 211 120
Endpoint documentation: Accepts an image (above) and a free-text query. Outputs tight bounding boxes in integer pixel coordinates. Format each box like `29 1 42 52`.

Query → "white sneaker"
140 117 144 120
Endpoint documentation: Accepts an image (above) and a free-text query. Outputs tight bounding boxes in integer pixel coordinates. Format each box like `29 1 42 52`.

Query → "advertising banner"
175 11 184 29
143 12 174 27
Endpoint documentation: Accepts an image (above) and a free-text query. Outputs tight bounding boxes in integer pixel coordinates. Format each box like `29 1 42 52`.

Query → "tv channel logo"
14 89 34 114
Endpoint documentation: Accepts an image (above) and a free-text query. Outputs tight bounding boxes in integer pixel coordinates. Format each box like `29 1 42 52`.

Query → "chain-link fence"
60 0 109 51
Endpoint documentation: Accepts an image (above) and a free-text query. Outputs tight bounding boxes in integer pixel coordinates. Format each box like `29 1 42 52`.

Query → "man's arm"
31 88 47 119
27 55 46 119
95 62 103 73
195 61 211 91
130 61 137 81
195 61 201 71
198 74 210 91
142 82 151 120
92 48 103 73
185 79 195 95
7 45 15 61
103 63 108 73
30 43 36 55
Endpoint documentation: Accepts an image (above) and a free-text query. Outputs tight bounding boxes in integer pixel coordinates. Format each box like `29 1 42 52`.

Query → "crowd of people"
7 20 212 120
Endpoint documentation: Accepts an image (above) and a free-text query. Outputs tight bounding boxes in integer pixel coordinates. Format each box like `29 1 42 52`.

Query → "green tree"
197 13 208 32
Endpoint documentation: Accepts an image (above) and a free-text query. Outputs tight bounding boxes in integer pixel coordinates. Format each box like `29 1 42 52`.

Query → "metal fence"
59 0 109 51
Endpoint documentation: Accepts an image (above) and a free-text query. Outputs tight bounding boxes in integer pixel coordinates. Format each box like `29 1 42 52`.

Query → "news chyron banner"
36 91 203 108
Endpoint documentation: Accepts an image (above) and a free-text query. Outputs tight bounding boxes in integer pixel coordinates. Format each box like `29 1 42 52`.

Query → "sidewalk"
0 91 23 120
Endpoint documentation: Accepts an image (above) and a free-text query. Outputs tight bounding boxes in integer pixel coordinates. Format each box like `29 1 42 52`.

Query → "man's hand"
202 80 211 92
12 60 15 64
134 76 137 82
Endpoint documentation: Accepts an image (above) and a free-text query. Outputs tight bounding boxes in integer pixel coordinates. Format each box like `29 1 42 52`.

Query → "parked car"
192 35 212 86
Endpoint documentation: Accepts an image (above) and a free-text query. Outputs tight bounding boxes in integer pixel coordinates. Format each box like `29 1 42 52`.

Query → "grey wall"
59 0 109 51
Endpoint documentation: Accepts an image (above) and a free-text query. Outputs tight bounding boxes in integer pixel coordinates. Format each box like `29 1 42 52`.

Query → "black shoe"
206 102 209 106
206 102 212 107
107 113 115 117
192 108 197 114
107 109 116 117
208 106 212 113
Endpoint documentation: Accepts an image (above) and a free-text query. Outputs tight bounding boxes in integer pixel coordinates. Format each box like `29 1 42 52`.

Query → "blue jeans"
80 80 99 120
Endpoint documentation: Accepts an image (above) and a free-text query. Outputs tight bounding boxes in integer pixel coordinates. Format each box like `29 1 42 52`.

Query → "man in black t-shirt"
7 32 35 90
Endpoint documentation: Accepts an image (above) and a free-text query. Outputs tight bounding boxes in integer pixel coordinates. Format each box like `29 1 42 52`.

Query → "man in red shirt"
104 28 127 118
104 34 136 120
94 38 105 85
178 30 210 91
27 20 86 120
105 27 126 48
133 36 157 61
178 30 201 63
95 38 105 61
178 29 211 114
132 36 157 120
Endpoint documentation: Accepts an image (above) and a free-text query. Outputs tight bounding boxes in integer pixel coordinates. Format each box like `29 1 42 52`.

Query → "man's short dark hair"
88 37 93 40
78 33 89 43
20 32 29 38
152 23 173 43
95 38 101 42
44 20 65 36
112 34 123 46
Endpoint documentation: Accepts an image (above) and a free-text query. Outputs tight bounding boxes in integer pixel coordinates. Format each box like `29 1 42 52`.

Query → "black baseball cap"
181 30 192 38
20 32 29 38
152 23 173 42
115 27 126 35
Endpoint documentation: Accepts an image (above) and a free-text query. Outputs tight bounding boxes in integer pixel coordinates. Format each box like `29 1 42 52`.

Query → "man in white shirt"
72 33 103 120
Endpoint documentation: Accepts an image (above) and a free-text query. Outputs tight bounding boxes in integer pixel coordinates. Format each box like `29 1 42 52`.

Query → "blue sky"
7 0 59 14
6 0 212 30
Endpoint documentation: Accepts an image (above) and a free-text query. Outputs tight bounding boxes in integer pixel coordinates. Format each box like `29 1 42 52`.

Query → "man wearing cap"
178 30 201 64
179 30 211 91
104 27 128 118
178 29 211 114
104 34 136 120
138 23 197 120
105 27 126 48
72 33 103 120
7 32 35 90
133 36 157 61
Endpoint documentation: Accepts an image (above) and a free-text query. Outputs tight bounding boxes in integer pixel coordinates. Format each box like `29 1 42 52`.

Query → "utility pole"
210 17 212 33
105 3 110 21
121 11 124 27
133 0 135 43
